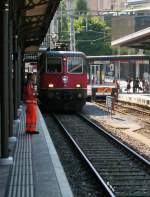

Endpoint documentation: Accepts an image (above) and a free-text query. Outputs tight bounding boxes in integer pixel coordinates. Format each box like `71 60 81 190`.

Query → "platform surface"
118 93 150 107
0 106 73 197
83 102 150 148
84 102 142 131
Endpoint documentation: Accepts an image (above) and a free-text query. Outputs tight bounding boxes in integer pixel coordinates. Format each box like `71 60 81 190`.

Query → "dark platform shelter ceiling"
111 27 150 50
22 0 61 51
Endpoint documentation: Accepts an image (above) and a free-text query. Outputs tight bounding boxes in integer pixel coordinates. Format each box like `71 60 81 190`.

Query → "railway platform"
83 102 142 132
83 102 150 148
0 106 73 197
118 93 150 108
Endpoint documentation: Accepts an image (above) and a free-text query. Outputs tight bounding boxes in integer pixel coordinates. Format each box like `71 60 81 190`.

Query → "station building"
112 26 150 93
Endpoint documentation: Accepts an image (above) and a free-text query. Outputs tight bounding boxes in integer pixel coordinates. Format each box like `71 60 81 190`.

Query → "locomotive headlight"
76 84 81 88
62 76 68 84
48 83 54 88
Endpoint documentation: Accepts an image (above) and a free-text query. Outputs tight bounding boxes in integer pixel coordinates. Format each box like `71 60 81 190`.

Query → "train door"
90 65 102 86
89 63 116 99
87 64 101 100
89 65 103 99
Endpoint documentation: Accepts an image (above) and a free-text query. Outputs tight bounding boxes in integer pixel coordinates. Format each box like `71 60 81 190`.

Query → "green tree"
58 1 112 55
74 16 112 55
75 0 88 12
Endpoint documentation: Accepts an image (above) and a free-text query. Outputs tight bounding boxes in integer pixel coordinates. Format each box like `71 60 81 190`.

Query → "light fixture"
48 83 54 88
76 84 81 88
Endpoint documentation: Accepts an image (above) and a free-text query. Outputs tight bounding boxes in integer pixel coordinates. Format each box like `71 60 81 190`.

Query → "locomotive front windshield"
67 57 83 73
47 57 61 73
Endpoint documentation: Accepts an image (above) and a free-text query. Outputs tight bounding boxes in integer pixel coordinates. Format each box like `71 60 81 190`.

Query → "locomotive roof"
46 51 86 58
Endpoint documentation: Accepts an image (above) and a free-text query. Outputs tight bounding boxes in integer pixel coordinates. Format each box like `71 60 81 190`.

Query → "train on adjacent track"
86 54 150 100
38 50 87 111
87 56 118 100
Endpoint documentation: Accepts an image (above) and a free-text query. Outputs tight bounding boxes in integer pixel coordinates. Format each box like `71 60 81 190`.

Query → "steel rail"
53 113 115 197
53 113 150 196
95 101 150 125
79 113 150 166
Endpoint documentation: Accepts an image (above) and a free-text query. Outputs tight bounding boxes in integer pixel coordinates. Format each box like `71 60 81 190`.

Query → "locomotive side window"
47 57 61 73
67 57 83 73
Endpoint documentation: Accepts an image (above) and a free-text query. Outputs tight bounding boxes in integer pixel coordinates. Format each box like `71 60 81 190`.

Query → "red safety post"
24 73 39 134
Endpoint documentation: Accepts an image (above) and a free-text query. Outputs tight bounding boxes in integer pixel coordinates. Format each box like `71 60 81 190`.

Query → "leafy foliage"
58 0 112 55
74 16 112 55
75 0 88 12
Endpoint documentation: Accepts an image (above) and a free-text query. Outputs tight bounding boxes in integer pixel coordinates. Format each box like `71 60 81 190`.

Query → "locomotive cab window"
47 58 61 73
67 57 83 73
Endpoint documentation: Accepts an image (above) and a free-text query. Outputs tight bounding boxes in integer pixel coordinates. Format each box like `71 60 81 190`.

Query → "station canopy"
21 0 61 52
111 27 150 50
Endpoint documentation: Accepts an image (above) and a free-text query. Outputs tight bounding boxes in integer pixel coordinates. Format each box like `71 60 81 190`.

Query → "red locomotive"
39 51 87 111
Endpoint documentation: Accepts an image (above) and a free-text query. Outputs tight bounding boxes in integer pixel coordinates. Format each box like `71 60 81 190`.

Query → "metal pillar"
136 61 140 78
13 35 19 119
118 47 121 84
133 62 136 93
18 47 21 103
70 15 75 51
8 19 14 138
21 61 25 100
0 1 13 164
68 0 75 51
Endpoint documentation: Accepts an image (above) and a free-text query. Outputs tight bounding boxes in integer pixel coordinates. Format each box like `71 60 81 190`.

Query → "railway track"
95 101 150 125
53 113 150 197
117 102 150 116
